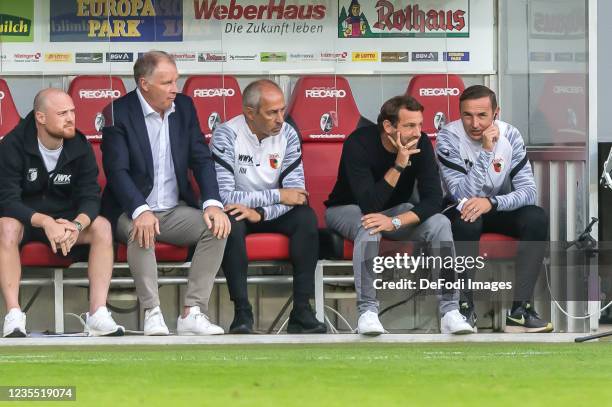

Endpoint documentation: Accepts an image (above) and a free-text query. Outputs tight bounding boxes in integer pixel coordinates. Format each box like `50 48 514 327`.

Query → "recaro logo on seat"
419 88 461 97
0 91 4 100
79 89 122 99
193 88 236 97
305 88 346 98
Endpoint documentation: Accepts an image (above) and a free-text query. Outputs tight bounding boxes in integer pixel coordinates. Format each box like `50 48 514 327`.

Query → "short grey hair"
242 79 283 112
133 51 175 86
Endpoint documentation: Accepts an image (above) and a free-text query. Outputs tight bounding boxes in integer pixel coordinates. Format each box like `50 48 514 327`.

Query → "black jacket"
101 91 221 229
325 125 443 222
0 111 100 225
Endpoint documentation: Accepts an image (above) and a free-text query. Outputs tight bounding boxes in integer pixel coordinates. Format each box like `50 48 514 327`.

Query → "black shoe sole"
4 328 26 338
229 325 254 334
287 323 327 334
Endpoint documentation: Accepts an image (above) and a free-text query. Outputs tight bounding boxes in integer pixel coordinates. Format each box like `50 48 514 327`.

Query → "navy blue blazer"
100 90 221 229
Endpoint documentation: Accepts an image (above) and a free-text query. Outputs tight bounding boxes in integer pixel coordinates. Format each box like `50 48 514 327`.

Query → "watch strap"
254 207 265 222
393 164 405 173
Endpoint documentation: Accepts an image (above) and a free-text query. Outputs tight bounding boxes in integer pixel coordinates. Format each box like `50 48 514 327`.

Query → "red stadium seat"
246 234 290 261
91 142 106 191
67 75 127 142
286 75 371 142
292 76 372 259
182 75 243 142
479 233 519 259
0 79 21 139
407 74 465 137
20 242 73 267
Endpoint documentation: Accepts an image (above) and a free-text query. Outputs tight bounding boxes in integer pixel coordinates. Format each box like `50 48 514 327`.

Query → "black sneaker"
459 301 478 333
287 303 327 334
229 306 254 334
504 302 553 333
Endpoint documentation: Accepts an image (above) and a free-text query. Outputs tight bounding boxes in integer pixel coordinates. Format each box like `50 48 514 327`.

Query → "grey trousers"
117 205 227 311
325 203 459 316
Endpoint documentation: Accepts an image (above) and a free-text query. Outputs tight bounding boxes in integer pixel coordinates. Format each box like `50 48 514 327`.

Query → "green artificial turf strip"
0 343 611 406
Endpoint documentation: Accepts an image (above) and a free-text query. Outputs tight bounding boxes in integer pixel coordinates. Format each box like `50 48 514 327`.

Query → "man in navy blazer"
102 51 230 336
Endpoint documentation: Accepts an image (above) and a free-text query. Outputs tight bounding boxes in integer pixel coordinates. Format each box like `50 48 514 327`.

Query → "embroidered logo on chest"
492 157 504 173
269 153 280 169
27 168 38 182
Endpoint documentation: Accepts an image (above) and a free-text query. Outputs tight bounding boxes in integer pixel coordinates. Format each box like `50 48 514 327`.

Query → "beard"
48 125 76 140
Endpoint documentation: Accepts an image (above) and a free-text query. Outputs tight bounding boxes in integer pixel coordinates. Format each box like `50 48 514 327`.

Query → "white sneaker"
3 308 27 338
85 306 125 337
440 309 474 335
177 306 224 335
144 306 169 336
357 310 385 336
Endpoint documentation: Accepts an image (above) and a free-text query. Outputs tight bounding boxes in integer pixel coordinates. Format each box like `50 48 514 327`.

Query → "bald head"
33 88 70 113
33 88 76 141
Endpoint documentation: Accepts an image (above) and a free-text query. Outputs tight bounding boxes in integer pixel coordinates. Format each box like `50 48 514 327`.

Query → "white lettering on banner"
305 88 346 98
79 89 122 99
553 86 584 94
0 91 4 100
193 88 236 97
419 88 460 97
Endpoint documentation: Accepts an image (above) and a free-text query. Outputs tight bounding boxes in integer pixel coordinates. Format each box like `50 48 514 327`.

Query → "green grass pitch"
1 343 611 406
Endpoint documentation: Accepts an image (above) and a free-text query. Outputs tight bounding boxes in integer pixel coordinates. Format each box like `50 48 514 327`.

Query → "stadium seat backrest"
91 142 106 191
407 74 465 136
0 79 21 139
67 75 127 142
182 75 243 142
302 142 344 228
286 75 370 142
537 73 586 144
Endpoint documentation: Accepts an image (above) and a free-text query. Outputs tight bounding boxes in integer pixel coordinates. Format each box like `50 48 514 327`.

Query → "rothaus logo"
419 88 461 97
53 173 72 185
79 89 122 99
553 86 584 94
238 154 254 164
305 88 346 98
193 88 236 98
208 112 221 131
0 91 4 100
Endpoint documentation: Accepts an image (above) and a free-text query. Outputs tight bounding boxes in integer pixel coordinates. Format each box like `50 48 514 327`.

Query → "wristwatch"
254 207 265 222
73 220 83 232
488 197 499 211
393 163 406 173
391 217 402 230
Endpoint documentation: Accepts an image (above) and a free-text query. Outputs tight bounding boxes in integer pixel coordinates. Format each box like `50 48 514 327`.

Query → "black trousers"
221 205 319 308
446 205 548 302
